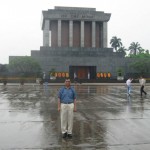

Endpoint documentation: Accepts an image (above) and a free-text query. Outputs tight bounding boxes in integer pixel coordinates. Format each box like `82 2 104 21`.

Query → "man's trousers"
140 85 147 96
60 103 74 134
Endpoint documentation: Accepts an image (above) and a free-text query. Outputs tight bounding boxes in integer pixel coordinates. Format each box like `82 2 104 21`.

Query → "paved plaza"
0 84 150 150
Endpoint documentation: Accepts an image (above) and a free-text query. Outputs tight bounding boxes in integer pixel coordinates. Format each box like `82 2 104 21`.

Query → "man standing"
58 78 77 139
126 78 133 96
139 76 147 97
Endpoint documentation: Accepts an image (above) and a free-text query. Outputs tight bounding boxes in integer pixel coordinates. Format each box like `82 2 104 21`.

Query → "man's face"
65 79 71 87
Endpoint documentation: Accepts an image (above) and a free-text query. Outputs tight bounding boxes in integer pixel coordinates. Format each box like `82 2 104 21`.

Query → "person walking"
126 78 133 96
58 78 77 139
139 76 147 97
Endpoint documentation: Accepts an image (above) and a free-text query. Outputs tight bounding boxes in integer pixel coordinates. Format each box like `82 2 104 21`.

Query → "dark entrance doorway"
69 66 96 80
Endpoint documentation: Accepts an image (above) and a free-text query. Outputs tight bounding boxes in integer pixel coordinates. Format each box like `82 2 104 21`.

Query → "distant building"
9 6 133 81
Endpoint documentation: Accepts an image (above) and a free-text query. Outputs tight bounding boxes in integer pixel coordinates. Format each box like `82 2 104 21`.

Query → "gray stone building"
10 6 132 81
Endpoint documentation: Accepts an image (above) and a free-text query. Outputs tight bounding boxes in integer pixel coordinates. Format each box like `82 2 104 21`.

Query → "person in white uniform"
126 78 133 96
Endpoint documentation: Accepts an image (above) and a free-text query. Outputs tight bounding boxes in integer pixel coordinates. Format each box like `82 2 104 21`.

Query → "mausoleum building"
10 6 129 81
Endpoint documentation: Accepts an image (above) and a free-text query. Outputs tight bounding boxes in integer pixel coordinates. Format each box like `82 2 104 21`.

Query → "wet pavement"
0 84 150 150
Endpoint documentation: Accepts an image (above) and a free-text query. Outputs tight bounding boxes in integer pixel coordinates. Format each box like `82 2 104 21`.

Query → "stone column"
102 22 107 48
58 20 61 47
80 21 84 47
69 20 73 47
92 21 96 48
43 20 50 46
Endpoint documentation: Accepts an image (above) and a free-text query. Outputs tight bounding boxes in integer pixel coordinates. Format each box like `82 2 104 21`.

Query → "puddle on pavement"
0 85 150 149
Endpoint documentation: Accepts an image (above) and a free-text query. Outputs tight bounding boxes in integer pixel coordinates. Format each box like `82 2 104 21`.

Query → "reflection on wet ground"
0 84 150 149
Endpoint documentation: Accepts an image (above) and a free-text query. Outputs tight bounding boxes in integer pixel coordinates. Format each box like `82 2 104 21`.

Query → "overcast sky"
0 0 150 64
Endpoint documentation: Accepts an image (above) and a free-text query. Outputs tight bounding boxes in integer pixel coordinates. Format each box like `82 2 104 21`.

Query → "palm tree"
110 36 122 51
118 46 127 52
138 48 145 54
128 42 141 55
145 50 149 54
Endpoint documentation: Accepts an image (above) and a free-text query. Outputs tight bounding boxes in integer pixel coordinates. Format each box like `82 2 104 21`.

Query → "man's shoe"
68 134 72 139
62 132 67 138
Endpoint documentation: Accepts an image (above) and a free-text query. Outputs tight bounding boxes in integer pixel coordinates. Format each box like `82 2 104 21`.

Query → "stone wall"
31 46 127 78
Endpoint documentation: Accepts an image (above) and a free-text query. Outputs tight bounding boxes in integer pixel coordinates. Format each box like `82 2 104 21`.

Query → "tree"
8 56 42 77
116 68 124 76
138 48 145 54
128 42 141 55
129 52 150 74
130 58 150 75
117 46 127 55
145 50 149 54
110 36 122 51
0 64 8 76
0 64 9 84
129 51 150 58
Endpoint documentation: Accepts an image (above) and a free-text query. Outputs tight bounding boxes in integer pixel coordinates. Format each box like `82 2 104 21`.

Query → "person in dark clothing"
139 76 147 97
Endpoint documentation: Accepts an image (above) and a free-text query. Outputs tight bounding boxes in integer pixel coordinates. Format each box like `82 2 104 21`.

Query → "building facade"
31 6 128 80
10 6 130 81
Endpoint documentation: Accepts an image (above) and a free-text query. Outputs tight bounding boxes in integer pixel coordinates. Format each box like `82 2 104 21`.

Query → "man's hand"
58 107 60 112
58 99 61 112
74 107 77 112
74 99 77 112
